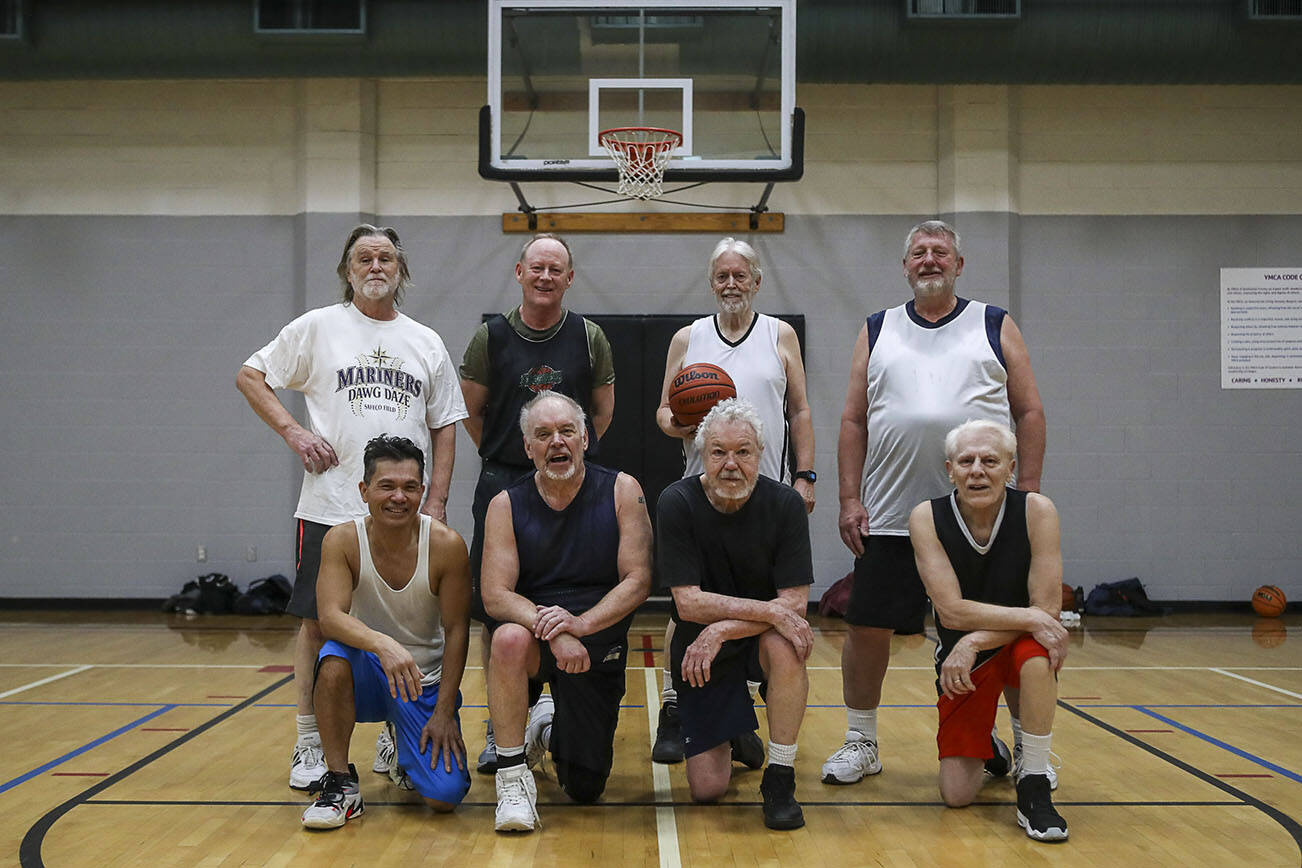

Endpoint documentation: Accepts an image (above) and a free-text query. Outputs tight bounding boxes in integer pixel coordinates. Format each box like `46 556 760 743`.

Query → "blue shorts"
317 640 471 806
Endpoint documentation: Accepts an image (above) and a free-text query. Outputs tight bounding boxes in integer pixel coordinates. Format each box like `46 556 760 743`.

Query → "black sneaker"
984 733 1012 778
730 729 765 770
652 702 684 764
1016 773 1068 841
759 764 804 830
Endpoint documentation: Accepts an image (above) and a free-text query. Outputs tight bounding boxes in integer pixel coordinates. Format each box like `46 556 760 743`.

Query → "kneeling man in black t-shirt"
656 398 814 830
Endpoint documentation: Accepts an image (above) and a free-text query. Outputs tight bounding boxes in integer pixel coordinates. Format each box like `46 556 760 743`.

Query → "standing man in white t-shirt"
650 237 815 764
822 219 1046 789
237 224 468 792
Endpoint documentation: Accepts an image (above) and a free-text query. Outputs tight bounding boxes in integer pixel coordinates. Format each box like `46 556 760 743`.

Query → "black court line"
19 674 293 868
83 797 1245 809
1059 699 1302 859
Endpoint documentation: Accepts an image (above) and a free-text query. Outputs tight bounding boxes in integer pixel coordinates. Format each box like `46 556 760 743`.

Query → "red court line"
641 633 655 668
51 773 108 777
259 665 294 673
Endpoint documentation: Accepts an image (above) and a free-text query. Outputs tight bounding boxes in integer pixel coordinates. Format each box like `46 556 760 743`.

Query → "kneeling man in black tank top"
481 391 653 833
909 419 1069 842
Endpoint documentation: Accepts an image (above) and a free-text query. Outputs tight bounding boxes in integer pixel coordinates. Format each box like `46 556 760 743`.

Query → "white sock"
1009 715 1024 748
1019 732 1052 776
768 741 798 767
846 707 877 742
661 684 677 706
296 714 319 742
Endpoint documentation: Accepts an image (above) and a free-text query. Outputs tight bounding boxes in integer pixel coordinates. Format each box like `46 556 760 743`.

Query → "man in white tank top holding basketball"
823 220 1048 789
651 238 815 763
300 435 472 829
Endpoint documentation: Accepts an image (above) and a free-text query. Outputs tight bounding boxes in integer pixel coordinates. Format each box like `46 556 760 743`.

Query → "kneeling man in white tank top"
301 434 472 830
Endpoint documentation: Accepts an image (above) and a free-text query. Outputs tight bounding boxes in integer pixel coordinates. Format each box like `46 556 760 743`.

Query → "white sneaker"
301 764 363 829
525 694 555 769
494 765 540 832
1013 743 1061 791
821 733 882 784
290 738 327 791
373 722 395 774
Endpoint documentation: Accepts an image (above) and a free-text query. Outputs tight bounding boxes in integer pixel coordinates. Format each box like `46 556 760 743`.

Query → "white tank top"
681 313 789 482
862 300 1011 535
350 514 445 684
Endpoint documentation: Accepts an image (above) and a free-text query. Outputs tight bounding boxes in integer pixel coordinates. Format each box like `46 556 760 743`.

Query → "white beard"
541 461 578 481
357 279 393 301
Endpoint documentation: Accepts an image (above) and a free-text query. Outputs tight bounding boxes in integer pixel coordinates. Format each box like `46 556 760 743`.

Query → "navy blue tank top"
931 487 1031 675
481 311 596 468
508 463 628 645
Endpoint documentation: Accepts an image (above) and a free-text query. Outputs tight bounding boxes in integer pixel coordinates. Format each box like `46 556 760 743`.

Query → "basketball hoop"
598 127 682 200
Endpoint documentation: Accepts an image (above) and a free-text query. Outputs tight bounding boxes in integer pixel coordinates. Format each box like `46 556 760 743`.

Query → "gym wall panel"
0 80 301 216
0 76 1299 602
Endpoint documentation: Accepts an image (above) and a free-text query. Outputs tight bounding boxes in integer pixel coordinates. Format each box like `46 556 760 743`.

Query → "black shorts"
531 635 629 780
286 519 331 620
671 638 762 758
844 534 928 634
469 461 532 627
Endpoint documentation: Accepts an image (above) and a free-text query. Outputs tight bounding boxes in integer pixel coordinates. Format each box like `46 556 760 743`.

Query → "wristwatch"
794 470 817 483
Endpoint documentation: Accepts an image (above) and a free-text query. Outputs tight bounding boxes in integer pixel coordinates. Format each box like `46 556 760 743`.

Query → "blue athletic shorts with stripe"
317 640 471 806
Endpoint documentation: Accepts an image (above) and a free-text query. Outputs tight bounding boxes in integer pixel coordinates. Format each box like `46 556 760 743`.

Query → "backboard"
481 0 801 184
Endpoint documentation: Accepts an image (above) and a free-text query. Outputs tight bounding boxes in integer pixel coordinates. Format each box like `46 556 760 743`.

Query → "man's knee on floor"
557 761 609 804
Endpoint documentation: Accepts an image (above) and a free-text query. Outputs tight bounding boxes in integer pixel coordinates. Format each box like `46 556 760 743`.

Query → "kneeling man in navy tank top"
481 391 653 832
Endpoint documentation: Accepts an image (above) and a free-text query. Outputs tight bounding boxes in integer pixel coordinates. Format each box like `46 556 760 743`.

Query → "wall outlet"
246 545 257 562
196 544 207 563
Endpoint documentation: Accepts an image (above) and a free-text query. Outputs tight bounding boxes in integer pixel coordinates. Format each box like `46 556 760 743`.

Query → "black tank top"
508 464 628 645
480 312 596 467
931 487 1031 673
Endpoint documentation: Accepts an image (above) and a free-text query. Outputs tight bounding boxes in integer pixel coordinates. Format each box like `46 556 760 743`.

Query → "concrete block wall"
0 78 1299 600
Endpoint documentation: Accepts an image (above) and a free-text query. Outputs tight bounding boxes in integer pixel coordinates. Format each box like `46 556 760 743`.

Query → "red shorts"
936 634 1048 760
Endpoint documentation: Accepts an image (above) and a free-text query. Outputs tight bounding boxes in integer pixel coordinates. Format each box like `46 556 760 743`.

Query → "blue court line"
0 705 175 795
1134 706 1302 784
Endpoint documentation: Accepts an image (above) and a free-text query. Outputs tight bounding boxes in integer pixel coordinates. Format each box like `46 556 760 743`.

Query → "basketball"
1061 583 1076 613
668 362 737 426
1251 585 1286 618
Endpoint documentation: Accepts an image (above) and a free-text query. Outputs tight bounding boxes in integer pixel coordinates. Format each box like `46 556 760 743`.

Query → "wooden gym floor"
1 610 1299 867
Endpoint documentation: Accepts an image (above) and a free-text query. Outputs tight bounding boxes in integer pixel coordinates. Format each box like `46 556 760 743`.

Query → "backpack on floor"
235 574 293 615
818 572 854 618
1083 577 1165 616
197 572 239 614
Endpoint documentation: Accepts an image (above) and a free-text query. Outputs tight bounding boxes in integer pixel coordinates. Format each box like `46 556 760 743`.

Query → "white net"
598 127 682 200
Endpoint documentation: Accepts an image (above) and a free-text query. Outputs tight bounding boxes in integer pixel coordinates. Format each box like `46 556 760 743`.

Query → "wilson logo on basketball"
672 369 723 389
519 365 563 392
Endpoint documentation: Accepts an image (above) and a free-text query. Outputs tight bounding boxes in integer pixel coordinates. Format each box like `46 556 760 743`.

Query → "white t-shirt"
245 303 468 526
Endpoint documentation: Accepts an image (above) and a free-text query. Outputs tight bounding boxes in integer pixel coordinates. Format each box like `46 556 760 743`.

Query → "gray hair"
695 397 766 454
519 391 587 437
707 237 762 283
337 224 412 306
903 219 962 260
519 233 574 270
944 419 1017 462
